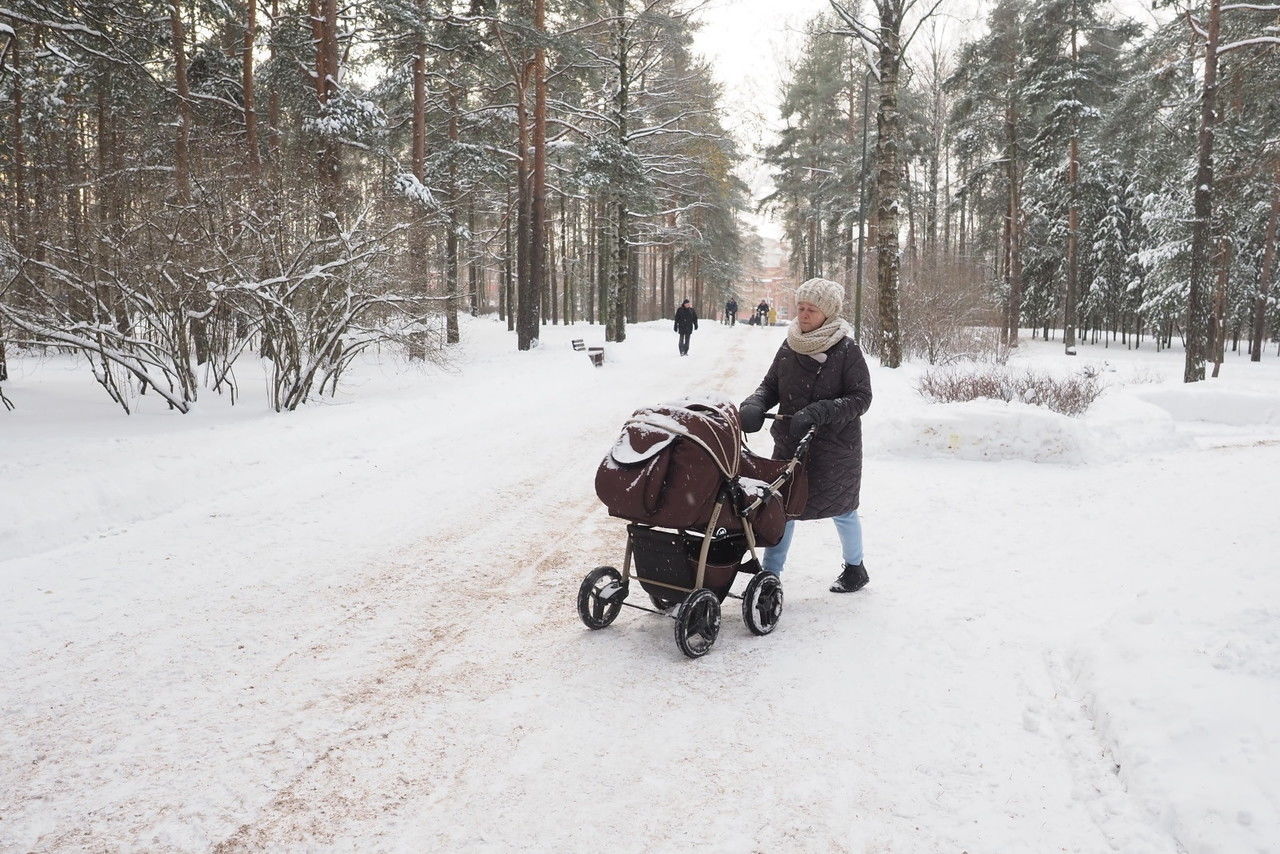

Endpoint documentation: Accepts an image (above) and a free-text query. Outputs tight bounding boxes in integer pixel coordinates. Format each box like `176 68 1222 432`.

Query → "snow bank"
874 398 1095 463
1136 383 1280 426
871 390 1187 465
872 344 1280 466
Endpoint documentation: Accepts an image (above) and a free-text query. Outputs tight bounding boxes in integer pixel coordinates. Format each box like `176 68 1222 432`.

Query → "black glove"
739 402 766 433
790 399 840 439
789 408 816 439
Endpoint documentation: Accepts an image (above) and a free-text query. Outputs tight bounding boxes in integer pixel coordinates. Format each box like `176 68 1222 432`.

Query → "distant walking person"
674 298 699 356
724 298 738 326
756 299 770 326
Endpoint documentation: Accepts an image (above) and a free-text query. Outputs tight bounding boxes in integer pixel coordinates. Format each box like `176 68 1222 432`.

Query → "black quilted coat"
742 335 872 520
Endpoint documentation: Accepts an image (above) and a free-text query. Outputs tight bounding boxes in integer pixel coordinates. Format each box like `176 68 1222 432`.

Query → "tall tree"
830 0 945 368
1172 0 1280 380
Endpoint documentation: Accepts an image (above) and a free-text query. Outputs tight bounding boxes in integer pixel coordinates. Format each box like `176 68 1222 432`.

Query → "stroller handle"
736 412 815 517
757 411 816 453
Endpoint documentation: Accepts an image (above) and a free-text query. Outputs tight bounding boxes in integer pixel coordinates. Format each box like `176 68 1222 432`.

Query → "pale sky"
690 0 835 242
689 0 986 242
688 0 1170 243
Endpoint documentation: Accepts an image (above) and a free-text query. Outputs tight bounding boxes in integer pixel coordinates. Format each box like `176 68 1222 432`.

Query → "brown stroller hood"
595 396 806 546
595 396 741 531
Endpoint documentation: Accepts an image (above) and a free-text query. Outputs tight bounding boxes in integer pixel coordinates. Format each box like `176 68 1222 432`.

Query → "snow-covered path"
2 320 1277 852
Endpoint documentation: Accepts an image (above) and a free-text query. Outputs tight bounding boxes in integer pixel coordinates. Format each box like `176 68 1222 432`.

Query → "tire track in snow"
1030 653 1184 854
10 331 753 851
209 333 756 849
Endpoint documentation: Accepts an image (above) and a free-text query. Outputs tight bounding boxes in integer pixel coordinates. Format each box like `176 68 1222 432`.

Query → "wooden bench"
571 338 605 367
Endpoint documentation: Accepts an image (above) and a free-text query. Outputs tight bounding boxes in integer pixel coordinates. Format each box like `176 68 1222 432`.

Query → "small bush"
916 365 1105 416
900 259 1005 365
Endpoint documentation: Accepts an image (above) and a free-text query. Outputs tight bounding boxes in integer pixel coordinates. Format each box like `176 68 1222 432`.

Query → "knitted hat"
795 277 843 321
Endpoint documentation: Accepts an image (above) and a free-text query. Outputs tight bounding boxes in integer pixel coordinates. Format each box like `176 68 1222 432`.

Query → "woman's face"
796 301 827 333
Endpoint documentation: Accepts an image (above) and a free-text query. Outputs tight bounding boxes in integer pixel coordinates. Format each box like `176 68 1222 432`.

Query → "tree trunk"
445 83 461 344
1211 236 1229 377
546 217 557 324
267 0 281 161
1 34 16 380
1004 52 1023 347
855 71 870 340
468 205 480 316
561 190 572 323
243 0 261 180
504 183 515 330
1064 15 1080 355
958 156 968 260
587 199 597 325
943 125 951 257
927 78 941 259
530 0 548 334
411 32 431 344
844 51 858 313
1184 0 1221 383
10 32 25 257
96 68 129 335
1250 159 1280 361
874 20 904 368
412 39 426 183
515 57 537 348
313 0 341 233
606 0 629 343
170 1 192 205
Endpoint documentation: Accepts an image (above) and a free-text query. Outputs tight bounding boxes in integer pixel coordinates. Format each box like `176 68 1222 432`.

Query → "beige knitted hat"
795 277 843 321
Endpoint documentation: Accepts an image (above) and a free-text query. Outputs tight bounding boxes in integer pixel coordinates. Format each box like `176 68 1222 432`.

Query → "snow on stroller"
577 395 814 658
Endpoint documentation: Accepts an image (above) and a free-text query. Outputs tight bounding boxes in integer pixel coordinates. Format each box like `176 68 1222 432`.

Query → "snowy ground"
2 318 1278 853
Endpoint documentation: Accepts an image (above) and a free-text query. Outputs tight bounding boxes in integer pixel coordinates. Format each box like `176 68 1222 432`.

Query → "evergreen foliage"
0 0 747 411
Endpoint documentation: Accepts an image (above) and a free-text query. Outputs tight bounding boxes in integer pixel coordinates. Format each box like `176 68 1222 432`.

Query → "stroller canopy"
595 393 808 545
606 394 742 480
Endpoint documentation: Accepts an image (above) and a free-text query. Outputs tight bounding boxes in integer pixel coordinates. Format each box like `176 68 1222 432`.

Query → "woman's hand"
790 400 840 438
789 407 816 439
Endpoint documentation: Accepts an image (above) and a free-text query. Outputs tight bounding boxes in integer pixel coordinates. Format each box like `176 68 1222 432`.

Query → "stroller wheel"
742 571 783 636
577 567 624 630
648 592 679 613
674 589 721 658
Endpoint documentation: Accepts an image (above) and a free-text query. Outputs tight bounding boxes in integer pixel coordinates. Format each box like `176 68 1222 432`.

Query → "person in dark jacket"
724 298 738 326
739 277 873 593
674 298 699 356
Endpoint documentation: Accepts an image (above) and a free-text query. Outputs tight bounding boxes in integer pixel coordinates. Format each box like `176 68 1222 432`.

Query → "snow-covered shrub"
916 365 1105 416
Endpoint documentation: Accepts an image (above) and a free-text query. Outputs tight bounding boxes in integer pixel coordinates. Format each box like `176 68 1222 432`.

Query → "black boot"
830 562 869 593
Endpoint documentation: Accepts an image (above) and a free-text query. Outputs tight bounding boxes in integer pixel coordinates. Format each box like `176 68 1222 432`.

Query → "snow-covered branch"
1217 36 1280 54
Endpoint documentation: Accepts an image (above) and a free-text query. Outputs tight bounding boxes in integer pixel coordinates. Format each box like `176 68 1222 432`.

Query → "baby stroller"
577 396 814 658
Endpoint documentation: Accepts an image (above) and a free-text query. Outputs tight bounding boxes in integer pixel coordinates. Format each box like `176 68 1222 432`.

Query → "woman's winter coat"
674 306 699 334
742 336 872 519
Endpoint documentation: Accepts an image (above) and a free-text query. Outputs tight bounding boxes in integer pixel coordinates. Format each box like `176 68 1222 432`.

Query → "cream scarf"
786 317 852 358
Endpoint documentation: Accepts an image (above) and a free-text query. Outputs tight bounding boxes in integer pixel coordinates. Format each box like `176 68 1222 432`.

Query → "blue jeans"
761 510 863 575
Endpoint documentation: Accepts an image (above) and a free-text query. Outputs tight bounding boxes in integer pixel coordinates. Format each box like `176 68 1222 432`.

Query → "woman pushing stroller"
738 277 873 594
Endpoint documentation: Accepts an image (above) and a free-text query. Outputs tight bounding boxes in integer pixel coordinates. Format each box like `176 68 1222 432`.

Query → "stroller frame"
578 417 814 658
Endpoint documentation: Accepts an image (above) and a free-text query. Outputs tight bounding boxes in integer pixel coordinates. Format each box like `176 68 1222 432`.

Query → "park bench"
571 338 605 367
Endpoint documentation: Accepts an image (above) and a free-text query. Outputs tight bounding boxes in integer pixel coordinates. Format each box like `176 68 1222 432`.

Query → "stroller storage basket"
628 524 751 602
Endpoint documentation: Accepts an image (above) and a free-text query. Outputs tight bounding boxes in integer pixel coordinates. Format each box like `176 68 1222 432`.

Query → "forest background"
0 0 1277 414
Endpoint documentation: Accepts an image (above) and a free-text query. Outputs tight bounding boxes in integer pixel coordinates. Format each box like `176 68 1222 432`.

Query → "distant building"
739 236 792 313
